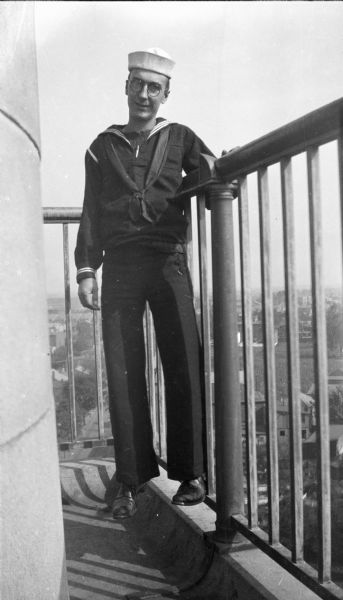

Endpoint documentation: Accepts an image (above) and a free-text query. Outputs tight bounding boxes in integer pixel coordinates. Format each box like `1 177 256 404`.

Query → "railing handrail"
215 96 343 180
43 207 82 223
175 97 343 199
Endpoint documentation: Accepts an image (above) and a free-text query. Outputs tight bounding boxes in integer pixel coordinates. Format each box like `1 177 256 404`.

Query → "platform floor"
60 455 328 600
64 503 179 600
60 454 215 600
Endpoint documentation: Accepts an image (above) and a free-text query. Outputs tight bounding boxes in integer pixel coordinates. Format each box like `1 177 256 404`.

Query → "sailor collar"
102 119 171 148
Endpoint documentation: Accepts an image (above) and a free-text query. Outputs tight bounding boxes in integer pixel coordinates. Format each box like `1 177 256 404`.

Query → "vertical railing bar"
238 176 258 528
197 191 215 497
93 307 104 440
338 135 343 306
280 157 303 562
154 334 163 458
307 146 331 583
157 350 167 461
62 223 77 442
185 197 194 277
145 305 166 461
146 308 159 453
258 167 280 545
156 339 162 458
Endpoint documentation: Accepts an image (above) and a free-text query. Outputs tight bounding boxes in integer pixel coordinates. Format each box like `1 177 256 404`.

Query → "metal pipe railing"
43 207 107 449
62 222 77 442
197 192 216 498
174 97 343 599
280 157 303 563
258 166 280 545
214 97 343 180
210 181 244 539
238 175 258 528
307 145 331 583
43 207 82 223
93 308 105 439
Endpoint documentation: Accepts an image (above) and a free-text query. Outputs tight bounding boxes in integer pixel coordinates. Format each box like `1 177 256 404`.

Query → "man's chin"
134 108 152 118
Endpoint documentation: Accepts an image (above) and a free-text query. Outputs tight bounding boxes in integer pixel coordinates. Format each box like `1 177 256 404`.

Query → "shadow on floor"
60 457 219 600
61 457 184 599
64 503 179 600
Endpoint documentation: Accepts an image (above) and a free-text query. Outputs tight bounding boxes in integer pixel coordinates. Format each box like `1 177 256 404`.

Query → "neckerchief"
103 126 170 224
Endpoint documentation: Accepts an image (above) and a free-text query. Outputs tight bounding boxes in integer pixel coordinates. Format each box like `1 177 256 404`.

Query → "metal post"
210 182 244 541
307 146 331 582
93 308 104 439
63 223 77 441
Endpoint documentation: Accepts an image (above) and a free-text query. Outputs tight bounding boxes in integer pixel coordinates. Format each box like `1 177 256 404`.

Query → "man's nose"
138 84 149 99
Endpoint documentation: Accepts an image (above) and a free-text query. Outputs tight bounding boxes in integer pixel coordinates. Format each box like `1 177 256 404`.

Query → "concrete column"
0 3 69 599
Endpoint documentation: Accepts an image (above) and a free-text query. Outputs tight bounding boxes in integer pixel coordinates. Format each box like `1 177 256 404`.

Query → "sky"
34 1 343 295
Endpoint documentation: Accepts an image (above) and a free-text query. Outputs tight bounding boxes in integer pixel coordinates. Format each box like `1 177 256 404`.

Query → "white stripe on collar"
87 147 99 163
104 128 132 147
148 120 171 139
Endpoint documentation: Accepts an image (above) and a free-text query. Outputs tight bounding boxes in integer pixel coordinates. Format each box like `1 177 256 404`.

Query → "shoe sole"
172 495 206 507
112 506 138 519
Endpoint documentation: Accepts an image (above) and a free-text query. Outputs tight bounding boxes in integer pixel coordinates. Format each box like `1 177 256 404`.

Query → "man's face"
126 68 169 123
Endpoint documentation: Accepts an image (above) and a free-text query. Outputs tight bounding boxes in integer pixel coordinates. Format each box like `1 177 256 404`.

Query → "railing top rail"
176 96 343 200
43 207 82 223
215 96 343 181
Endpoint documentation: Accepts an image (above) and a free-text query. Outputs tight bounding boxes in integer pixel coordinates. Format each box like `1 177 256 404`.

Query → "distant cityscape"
48 286 343 457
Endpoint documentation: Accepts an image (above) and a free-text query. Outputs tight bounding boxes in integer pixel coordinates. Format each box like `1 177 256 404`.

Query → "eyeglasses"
128 77 163 98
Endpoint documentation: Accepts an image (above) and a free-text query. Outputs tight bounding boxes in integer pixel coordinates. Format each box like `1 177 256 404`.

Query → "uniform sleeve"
74 144 104 283
182 127 216 174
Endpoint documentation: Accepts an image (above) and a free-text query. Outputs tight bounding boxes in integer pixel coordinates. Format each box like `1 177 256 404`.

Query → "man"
75 48 213 519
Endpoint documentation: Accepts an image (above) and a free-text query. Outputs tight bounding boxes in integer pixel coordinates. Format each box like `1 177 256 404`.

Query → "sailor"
75 48 214 518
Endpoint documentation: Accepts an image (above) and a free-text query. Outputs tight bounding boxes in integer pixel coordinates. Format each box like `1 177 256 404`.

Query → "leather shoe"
111 483 137 519
172 476 206 506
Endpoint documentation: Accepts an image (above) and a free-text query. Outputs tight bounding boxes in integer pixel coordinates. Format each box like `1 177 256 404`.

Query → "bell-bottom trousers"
101 245 205 487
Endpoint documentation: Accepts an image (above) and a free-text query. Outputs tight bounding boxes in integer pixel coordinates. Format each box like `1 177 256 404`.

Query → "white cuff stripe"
77 267 96 274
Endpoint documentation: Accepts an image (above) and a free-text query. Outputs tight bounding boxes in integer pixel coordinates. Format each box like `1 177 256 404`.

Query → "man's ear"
125 80 129 95
161 92 169 104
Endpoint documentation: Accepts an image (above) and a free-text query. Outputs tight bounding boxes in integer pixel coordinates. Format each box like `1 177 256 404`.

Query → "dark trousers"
101 245 205 487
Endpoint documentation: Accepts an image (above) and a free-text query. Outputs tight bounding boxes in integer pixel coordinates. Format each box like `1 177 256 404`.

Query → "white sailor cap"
128 48 175 78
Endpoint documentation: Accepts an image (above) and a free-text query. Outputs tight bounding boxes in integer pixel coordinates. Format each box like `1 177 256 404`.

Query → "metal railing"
175 97 343 599
44 96 343 599
44 207 108 450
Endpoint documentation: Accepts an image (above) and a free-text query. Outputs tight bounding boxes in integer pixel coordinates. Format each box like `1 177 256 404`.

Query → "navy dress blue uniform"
75 118 214 488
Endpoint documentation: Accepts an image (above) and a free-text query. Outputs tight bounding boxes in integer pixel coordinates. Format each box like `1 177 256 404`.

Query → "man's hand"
205 147 241 209
221 147 239 197
78 277 100 310
221 147 240 157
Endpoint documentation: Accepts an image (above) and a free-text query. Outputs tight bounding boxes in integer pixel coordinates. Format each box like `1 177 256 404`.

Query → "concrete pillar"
0 3 69 599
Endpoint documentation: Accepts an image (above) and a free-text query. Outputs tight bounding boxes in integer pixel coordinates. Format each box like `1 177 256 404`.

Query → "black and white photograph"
1 2 343 599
